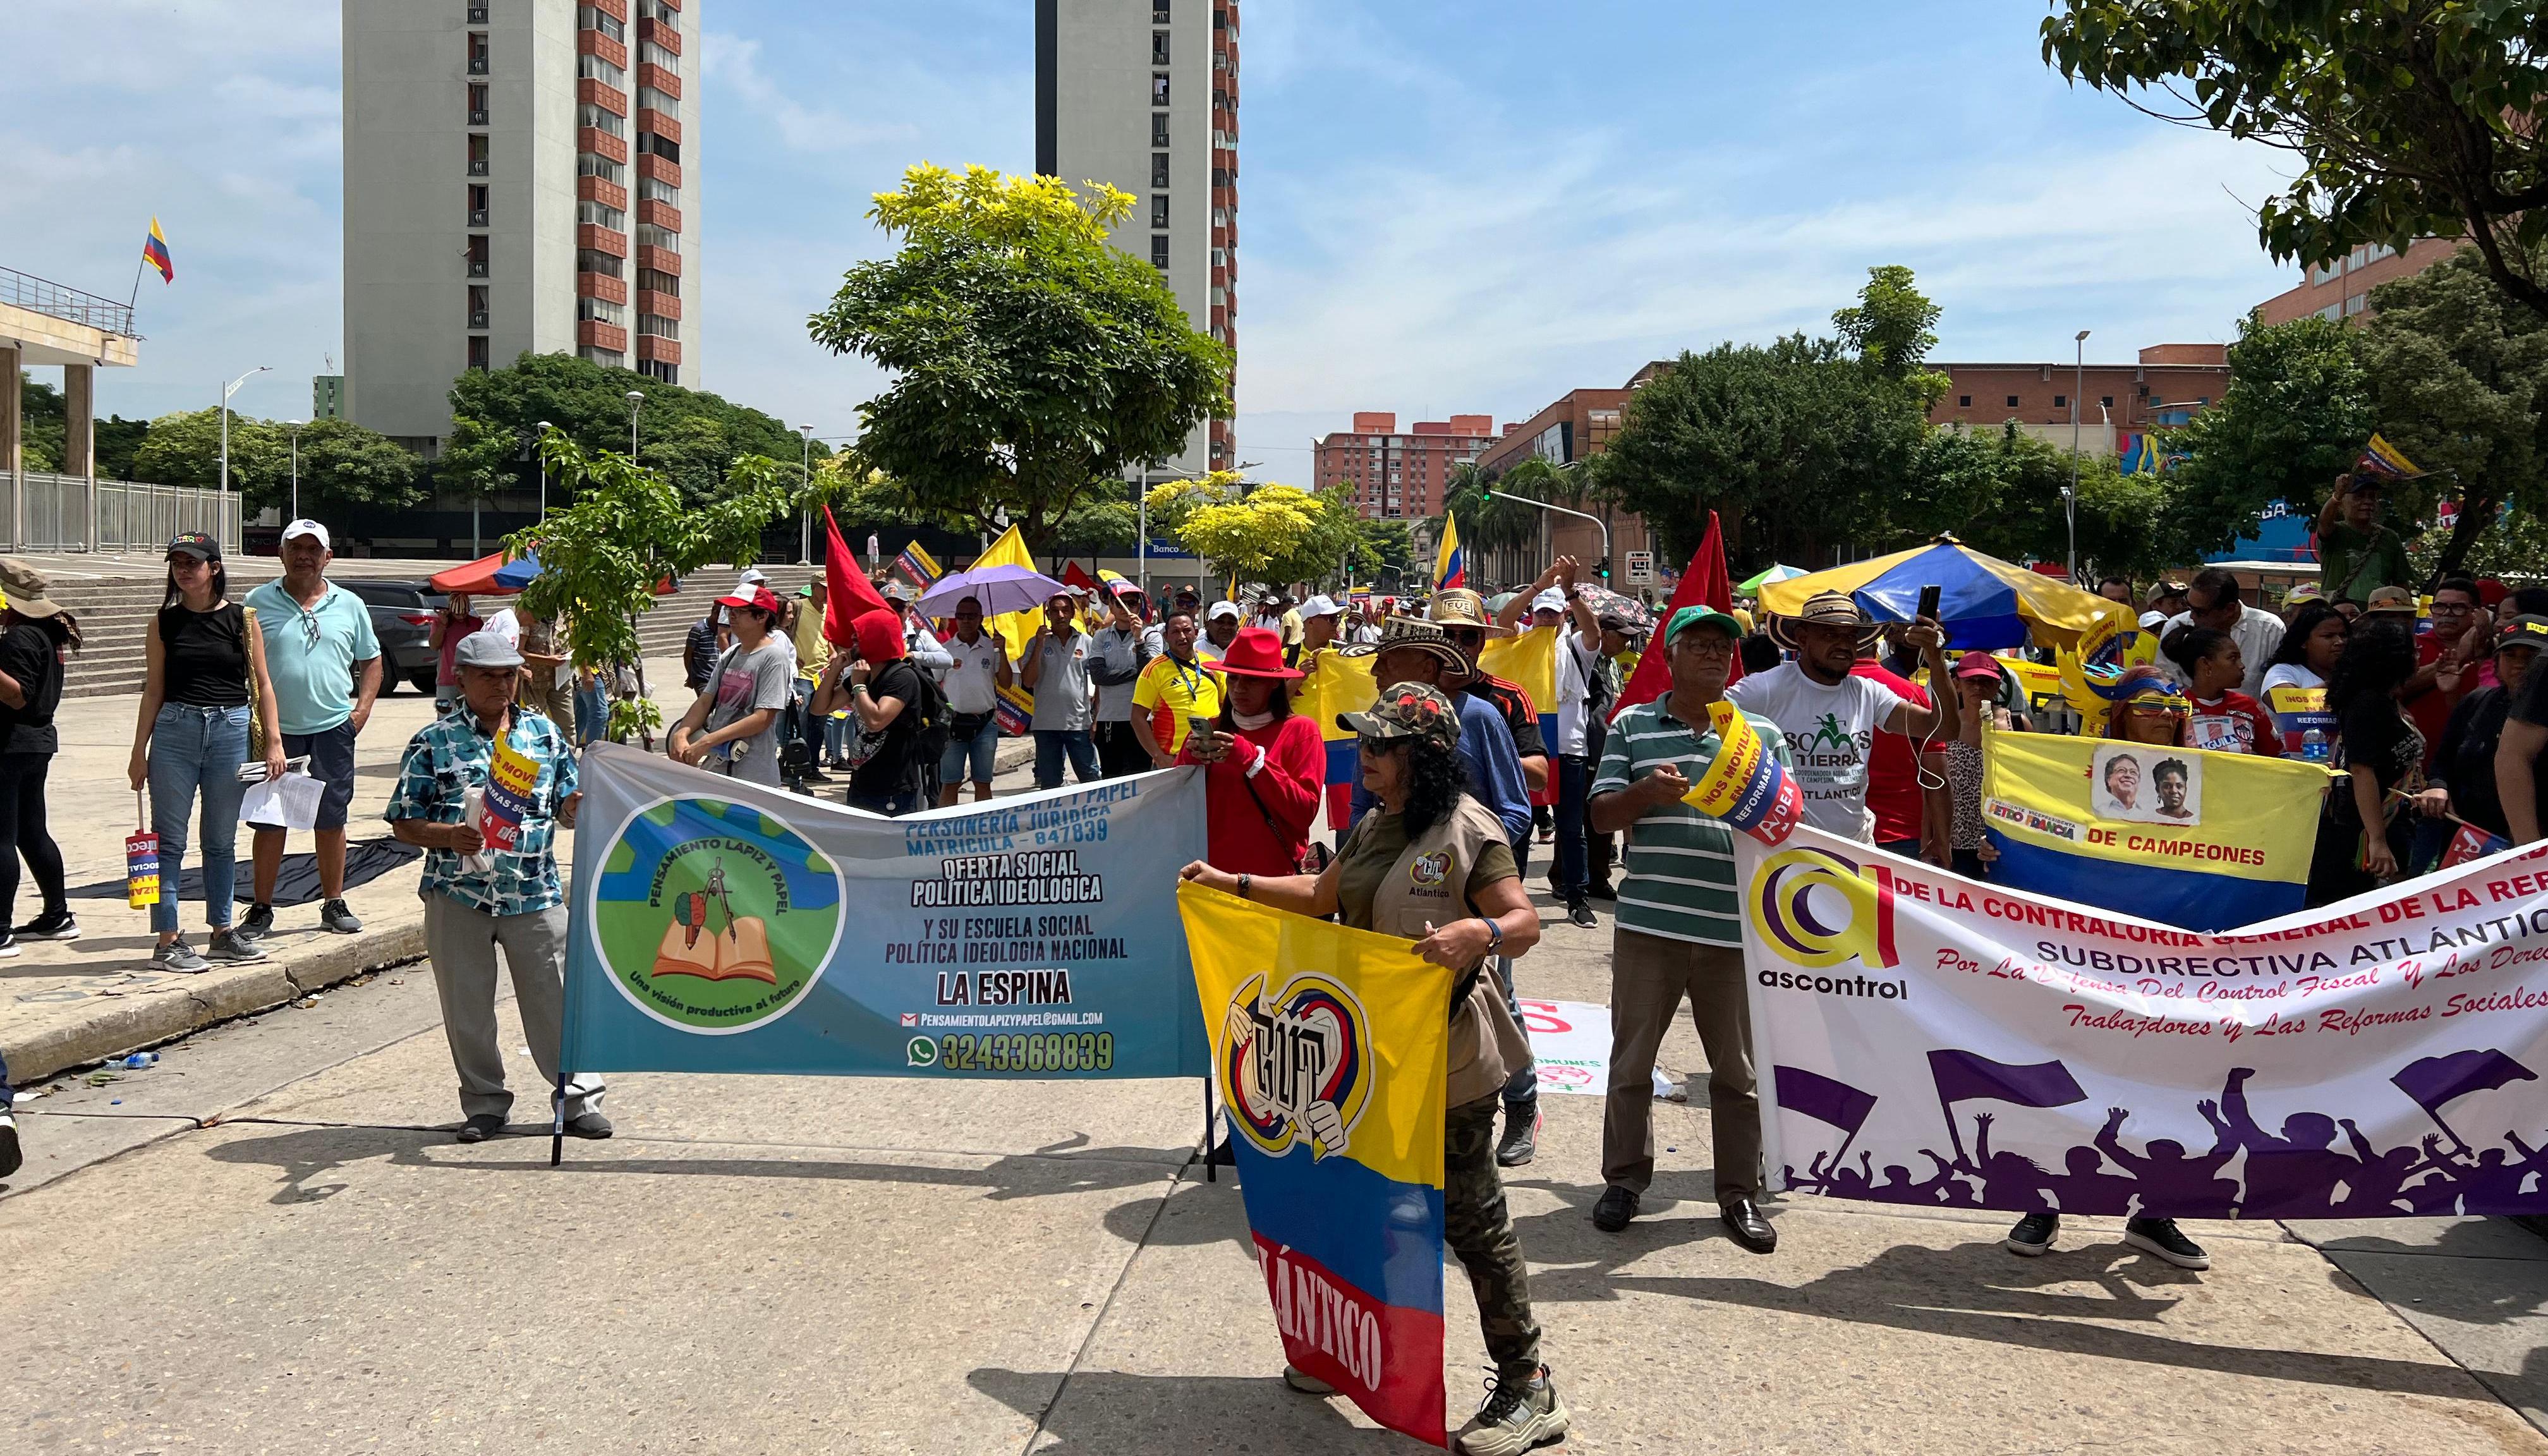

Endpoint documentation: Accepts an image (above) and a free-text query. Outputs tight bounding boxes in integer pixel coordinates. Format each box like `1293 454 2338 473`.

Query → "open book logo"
591 796 846 1035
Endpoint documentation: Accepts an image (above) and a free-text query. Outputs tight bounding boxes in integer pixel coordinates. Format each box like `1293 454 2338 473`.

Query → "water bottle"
121 1052 159 1069
2302 727 2328 763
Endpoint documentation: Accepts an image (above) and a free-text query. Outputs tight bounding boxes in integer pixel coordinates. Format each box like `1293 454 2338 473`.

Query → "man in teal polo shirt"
243 520 381 938
1586 605 1788 1253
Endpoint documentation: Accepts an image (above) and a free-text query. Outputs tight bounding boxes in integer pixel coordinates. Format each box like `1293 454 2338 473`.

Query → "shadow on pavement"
969 1367 1409 1453
204 1122 1192 1213
1581 1238 2490 1402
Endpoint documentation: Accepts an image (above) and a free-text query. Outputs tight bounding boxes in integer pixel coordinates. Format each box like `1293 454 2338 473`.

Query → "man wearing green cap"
1586 604 1792 1251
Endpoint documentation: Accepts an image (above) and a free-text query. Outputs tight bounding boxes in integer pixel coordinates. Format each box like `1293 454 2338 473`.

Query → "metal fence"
1 472 241 554
0 265 136 337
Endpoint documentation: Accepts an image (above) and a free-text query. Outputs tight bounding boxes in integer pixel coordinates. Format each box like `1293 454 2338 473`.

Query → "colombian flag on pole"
1433 516 1464 592
972 524 1043 735
1981 729 2332 932
1181 883 1451 1448
142 218 174 283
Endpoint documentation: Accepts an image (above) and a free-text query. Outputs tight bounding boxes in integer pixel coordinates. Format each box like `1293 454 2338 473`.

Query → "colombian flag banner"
143 217 174 283
1434 516 1464 592
1981 729 2331 932
1182 883 1451 1448
972 525 1043 735
1295 628 1563 816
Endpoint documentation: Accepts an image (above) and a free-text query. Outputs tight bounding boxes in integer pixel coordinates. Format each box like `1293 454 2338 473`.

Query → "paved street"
9 844 2547 1453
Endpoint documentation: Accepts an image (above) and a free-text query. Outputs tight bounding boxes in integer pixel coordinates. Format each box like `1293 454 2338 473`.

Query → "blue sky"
8 1 2297 476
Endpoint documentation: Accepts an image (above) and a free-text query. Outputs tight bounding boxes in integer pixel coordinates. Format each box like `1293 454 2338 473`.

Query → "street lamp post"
625 389 645 459
2068 329 2089 583
798 423 816 565
219 365 270 547
535 419 552 519
284 420 303 521
1485 489 1610 573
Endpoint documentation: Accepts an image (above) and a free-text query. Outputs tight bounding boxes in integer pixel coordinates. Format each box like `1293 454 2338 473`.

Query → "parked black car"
341 579 447 696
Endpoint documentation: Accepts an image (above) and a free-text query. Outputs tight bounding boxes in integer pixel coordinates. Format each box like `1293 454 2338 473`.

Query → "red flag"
1060 561 1100 593
823 506 892 646
1611 511 1738 720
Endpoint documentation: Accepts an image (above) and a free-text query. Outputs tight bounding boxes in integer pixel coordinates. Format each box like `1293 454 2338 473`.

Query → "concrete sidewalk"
6 653 1034 1083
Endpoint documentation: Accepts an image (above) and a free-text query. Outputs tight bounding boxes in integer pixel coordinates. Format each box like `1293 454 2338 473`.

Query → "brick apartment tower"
1039 0 1237 476
343 0 701 456
1314 413 1498 519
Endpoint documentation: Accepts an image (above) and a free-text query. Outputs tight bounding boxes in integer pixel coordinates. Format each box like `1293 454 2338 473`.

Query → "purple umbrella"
915 562 1071 619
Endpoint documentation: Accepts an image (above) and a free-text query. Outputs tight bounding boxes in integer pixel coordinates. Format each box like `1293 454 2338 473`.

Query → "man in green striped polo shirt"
1586 605 1788 1253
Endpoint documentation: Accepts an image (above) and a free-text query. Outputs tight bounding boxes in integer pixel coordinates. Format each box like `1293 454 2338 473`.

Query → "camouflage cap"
1336 681 1461 751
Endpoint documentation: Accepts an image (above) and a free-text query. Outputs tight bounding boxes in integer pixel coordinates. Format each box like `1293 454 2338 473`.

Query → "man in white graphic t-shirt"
1728 590 1960 842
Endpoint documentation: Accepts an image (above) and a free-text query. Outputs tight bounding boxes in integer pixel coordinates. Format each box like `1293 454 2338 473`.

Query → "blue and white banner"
561 744 1211 1079
1738 823 2548 1218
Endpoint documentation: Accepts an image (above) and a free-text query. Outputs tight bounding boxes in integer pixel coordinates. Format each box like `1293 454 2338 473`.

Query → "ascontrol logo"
1748 846 1899 969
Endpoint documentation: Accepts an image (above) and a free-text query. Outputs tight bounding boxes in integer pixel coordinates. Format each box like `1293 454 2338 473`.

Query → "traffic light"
1596 555 1612 581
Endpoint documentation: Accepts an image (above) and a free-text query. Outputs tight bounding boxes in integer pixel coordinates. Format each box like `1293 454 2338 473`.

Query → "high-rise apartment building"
1314 413 1498 520
1038 0 1236 475
343 0 700 455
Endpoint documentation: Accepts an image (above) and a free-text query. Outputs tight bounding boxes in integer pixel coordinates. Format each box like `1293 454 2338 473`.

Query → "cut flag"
822 506 892 646
1433 515 1464 592
1613 510 1737 719
142 218 174 284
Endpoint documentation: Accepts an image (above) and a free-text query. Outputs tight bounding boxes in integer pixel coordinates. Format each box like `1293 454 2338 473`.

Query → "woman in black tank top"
125 534 285 971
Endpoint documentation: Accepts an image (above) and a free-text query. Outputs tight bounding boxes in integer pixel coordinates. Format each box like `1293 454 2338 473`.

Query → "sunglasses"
1357 736 1409 755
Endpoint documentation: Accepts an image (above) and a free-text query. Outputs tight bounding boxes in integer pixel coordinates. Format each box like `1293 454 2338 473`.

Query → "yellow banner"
1180 882 1448 1191
1982 727 2329 886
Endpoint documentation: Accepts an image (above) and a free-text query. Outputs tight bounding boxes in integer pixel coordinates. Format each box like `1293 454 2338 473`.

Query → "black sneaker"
320 899 363 935
2005 1211 2060 1256
0 931 18 961
2124 1216 2211 1270
565 1111 615 1139
1584 879 1616 901
15 909 78 942
206 928 269 963
1455 1367 1570 1456
0 1107 20 1179
1565 899 1598 929
454 1113 507 1143
1592 1184 1639 1232
1495 1105 1539 1167
240 902 276 939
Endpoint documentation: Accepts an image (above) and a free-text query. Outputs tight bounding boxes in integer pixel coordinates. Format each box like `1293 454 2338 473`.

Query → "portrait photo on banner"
2091 744 2202 825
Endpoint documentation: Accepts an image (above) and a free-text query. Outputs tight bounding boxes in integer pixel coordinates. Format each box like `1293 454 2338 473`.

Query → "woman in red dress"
1179 626 1324 876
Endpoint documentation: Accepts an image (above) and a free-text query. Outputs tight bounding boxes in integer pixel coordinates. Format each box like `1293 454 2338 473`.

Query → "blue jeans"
1499 831 1539 1113
1554 753 1592 901
1033 729 1099 790
824 710 851 763
942 715 1000 787
148 703 251 934
574 677 608 746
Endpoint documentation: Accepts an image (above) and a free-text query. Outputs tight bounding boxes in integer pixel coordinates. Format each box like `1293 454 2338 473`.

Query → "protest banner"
562 745 1210 1079
1982 727 2329 932
1180 883 1451 1448
1682 701 1804 845
1737 824 2548 1219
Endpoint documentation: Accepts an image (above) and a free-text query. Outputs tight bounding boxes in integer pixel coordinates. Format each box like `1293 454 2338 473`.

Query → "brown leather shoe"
1721 1193 1777 1253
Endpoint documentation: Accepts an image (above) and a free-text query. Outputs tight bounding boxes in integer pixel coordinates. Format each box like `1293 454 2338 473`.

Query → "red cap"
1952 650 2003 681
717 586 781 615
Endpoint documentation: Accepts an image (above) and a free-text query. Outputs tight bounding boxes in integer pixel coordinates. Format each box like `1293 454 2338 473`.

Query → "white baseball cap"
1206 600 1242 622
1531 588 1568 616
2138 610 2168 629
281 519 331 549
1298 594 1342 619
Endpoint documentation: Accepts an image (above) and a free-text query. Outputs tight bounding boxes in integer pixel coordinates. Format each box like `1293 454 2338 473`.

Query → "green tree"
1832 264 1950 405
2160 311 2372 559
2044 1 2548 317
442 351 819 509
275 418 429 518
506 432 798 739
807 164 1232 552
1595 334 1927 566
2355 244 2548 581
1896 425 2171 582
16 375 63 473
130 408 284 492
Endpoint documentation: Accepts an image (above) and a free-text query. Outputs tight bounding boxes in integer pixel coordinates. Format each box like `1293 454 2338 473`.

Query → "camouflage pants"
1446 1092 1543 1380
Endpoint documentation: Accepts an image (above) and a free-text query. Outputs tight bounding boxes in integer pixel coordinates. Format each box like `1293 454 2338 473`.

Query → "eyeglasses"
1675 637 1736 657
